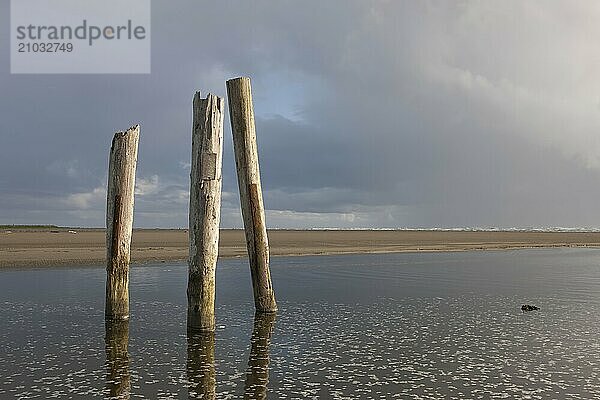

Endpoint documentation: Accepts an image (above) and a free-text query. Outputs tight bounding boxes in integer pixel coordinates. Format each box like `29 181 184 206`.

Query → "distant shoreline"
2 228 600 268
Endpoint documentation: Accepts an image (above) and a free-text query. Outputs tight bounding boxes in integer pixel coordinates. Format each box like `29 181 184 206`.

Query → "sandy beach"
1 228 600 268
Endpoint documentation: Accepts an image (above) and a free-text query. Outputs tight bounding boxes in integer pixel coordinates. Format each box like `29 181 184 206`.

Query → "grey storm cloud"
2 1 600 228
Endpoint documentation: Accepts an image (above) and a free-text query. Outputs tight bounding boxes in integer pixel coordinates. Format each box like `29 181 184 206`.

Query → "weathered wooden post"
226 77 277 313
188 93 225 332
105 125 139 321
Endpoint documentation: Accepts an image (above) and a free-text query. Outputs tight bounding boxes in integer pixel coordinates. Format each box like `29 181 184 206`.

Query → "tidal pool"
2 249 600 398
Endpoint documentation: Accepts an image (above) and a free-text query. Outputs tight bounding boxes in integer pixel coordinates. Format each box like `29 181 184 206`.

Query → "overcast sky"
2 1 600 229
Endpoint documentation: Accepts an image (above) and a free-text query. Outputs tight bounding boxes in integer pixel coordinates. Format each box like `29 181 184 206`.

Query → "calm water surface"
2 249 600 399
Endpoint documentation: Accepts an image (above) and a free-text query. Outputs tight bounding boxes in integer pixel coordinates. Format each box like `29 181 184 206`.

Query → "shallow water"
2 249 600 399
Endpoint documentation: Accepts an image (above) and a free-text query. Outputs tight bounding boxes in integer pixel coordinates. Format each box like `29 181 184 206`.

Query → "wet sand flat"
2 228 600 268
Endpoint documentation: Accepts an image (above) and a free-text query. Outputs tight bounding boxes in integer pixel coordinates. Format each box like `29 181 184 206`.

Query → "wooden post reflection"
244 313 276 399
105 320 130 399
187 331 216 399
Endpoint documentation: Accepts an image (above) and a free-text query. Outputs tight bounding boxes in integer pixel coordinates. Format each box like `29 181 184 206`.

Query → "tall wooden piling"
105 125 139 321
226 77 277 313
188 93 225 332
